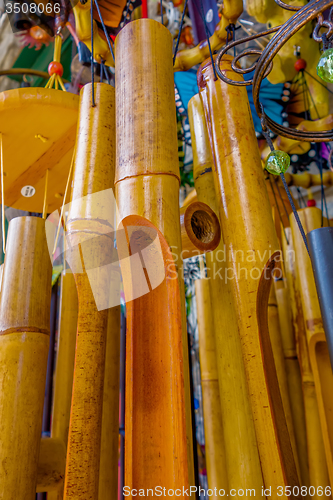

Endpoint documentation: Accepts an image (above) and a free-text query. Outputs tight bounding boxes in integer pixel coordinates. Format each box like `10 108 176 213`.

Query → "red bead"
48 61 63 77
307 199 316 207
294 58 307 72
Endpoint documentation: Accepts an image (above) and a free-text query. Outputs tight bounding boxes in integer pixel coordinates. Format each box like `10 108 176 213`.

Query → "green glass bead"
265 150 290 175
317 48 333 83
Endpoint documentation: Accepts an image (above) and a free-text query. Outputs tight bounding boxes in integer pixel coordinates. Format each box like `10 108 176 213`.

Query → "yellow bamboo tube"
290 208 333 486
115 19 193 494
268 284 301 482
275 284 309 489
64 82 116 500
195 277 227 497
199 56 299 494
36 437 66 494
282 227 329 497
0 216 52 500
188 93 263 494
180 201 221 258
98 305 121 500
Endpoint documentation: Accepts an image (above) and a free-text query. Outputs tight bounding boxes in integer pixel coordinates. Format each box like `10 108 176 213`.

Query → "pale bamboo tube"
51 270 78 447
115 19 192 493
195 278 227 497
180 201 221 258
199 56 299 494
98 305 121 500
46 270 78 500
275 284 309 489
290 208 333 487
64 83 116 500
268 284 301 482
0 216 52 500
188 93 263 494
36 438 66 493
282 227 329 497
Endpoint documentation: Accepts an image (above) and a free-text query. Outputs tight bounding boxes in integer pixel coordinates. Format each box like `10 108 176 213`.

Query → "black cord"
91 0 95 107
94 0 115 62
173 0 188 65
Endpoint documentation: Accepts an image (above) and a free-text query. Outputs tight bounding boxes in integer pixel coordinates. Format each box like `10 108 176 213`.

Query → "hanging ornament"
265 150 290 175
317 48 333 83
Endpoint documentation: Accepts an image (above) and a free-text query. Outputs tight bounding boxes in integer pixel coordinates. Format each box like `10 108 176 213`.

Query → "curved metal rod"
0 68 70 83
274 0 301 11
253 0 333 141
215 26 281 86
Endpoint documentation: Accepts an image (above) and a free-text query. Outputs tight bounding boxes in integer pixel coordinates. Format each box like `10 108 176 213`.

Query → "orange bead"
294 58 307 72
48 61 63 77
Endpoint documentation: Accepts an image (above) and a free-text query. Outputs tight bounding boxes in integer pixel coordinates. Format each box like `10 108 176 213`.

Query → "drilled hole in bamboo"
191 210 215 244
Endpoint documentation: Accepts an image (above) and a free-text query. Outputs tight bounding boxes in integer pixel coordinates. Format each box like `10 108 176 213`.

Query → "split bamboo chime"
198 55 299 494
0 216 52 499
64 82 117 499
115 19 194 493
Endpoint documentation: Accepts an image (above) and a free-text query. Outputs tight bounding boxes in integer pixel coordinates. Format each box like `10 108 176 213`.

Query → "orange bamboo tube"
195 277 227 497
275 284 309 488
0 216 52 500
98 305 121 499
199 56 299 494
180 201 220 258
188 93 263 494
64 83 116 500
290 208 333 486
268 284 301 482
282 227 329 496
115 19 193 494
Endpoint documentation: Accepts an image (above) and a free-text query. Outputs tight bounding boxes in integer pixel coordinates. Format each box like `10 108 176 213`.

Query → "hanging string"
160 0 163 24
198 0 217 80
0 134 5 255
94 0 115 62
260 105 310 255
268 175 289 244
274 177 290 219
173 0 188 65
296 186 307 208
42 169 49 219
52 150 75 256
91 0 96 107
102 61 111 84
304 69 333 94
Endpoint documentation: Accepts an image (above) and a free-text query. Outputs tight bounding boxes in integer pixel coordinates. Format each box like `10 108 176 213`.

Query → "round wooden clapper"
0 87 79 213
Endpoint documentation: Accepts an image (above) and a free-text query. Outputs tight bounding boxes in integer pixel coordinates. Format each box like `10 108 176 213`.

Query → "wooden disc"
0 87 79 213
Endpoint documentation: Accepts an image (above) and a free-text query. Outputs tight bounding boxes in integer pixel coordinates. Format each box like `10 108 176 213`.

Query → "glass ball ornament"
265 150 290 175
317 48 333 83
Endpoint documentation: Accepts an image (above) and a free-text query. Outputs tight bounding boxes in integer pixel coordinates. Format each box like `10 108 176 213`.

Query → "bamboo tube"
290 208 333 486
282 227 329 496
275 284 309 489
115 19 193 494
98 305 121 500
180 201 220 258
199 56 299 494
36 437 66 493
51 270 78 447
0 216 52 500
195 278 227 497
64 83 116 500
188 94 263 494
268 284 301 482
